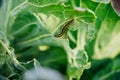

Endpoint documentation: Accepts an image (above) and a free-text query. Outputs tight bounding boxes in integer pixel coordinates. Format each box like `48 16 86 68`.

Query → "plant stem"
77 27 86 50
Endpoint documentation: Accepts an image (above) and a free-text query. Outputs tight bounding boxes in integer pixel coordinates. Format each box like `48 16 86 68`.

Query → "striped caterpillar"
55 18 74 37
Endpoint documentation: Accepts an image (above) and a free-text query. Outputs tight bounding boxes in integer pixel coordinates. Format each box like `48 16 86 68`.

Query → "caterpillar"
55 18 74 37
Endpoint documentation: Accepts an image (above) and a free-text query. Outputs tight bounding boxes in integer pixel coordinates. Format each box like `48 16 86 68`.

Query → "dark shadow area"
0 0 2 7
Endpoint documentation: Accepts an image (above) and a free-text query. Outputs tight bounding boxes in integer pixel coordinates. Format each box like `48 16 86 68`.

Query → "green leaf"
10 1 96 48
72 0 98 12
7 1 96 79
1 0 108 79
94 4 120 59
93 57 120 80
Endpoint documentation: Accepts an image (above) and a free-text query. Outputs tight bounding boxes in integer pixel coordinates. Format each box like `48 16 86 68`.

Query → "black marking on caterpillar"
55 18 74 37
